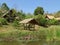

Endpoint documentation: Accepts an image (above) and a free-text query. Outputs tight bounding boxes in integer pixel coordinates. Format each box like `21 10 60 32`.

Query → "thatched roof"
20 18 34 23
55 18 60 20
2 10 13 17
19 18 38 25
46 15 55 19
2 11 9 17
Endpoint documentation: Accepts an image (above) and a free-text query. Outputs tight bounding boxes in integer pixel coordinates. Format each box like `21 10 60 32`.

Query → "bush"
54 20 60 25
0 18 7 25
35 15 47 26
46 19 58 25
35 15 59 27
12 20 20 27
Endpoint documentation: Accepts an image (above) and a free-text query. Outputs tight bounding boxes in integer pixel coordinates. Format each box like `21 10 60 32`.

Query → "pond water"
0 41 60 45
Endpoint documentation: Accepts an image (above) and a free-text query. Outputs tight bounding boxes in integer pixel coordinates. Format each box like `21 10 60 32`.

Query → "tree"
16 10 26 20
34 7 44 15
1 3 9 11
0 3 9 16
35 14 47 26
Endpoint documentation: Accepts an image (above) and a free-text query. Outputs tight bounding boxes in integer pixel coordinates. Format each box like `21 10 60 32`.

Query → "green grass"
39 25 60 41
0 25 60 45
0 25 60 41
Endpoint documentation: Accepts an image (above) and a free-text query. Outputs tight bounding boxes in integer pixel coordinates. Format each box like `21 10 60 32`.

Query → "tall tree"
1 3 9 11
34 7 44 15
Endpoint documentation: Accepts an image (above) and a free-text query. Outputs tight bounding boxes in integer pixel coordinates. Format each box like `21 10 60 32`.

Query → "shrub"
35 15 47 26
12 20 20 27
46 19 58 25
0 18 7 25
55 20 60 25
35 15 59 27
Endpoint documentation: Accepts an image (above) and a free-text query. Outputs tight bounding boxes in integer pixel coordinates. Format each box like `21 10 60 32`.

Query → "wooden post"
34 24 35 30
29 24 30 30
26 23 27 30
23 23 25 30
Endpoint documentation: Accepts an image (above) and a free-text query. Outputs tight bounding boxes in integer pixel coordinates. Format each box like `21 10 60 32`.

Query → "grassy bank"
0 25 60 42
0 25 60 45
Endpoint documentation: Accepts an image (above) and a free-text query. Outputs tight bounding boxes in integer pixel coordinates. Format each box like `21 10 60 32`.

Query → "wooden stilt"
26 23 27 30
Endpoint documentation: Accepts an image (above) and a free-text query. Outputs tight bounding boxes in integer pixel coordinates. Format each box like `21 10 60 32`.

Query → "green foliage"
39 16 47 26
1 3 9 11
36 30 47 41
0 18 7 25
34 7 44 15
46 19 58 25
0 29 47 41
0 11 3 17
56 21 60 25
10 9 17 16
12 20 20 27
0 26 60 45
35 15 59 27
35 15 47 26
0 3 9 17
4 9 17 22
25 13 34 19
17 11 25 20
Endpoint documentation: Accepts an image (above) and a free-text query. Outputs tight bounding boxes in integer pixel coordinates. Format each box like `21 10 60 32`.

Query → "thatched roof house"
19 18 38 25
46 15 55 19
2 10 16 17
19 18 39 30
2 10 16 22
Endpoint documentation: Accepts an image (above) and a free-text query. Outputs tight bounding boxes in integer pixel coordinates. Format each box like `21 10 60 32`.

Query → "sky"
0 0 60 14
